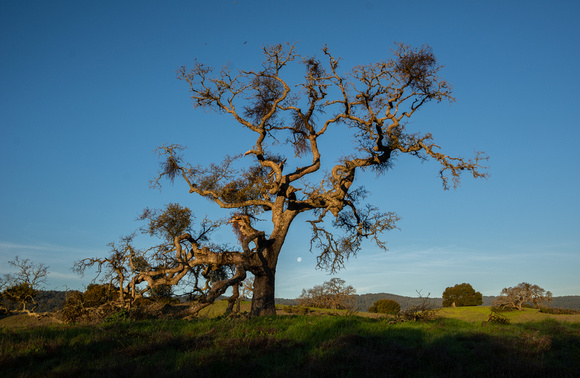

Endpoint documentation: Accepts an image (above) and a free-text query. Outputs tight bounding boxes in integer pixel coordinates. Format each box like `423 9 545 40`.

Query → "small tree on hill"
493 282 552 311
442 283 483 307
368 298 400 314
298 278 356 310
0 257 49 313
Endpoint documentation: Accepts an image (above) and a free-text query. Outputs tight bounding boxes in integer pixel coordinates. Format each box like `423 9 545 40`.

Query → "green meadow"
1 304 579 377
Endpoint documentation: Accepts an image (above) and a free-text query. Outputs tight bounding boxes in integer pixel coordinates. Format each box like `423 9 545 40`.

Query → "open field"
1 303 579 377
438 306 580 324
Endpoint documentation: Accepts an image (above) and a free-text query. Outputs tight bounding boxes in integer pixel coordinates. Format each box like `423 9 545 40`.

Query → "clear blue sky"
1 0 579 299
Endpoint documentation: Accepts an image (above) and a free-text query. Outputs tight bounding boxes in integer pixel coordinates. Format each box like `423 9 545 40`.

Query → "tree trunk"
225 283 240 315
249 209 295 317
250 271 276 316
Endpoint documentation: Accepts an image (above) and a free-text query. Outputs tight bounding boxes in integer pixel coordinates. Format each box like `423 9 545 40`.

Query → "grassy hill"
1 303 579 377
278 293 580 312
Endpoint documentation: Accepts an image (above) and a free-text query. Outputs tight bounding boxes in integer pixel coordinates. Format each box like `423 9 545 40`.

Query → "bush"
59 285 119 324
490 305 515 313
368 299 400 314
484 311 510 325
104 309 130 324
539 306 580 315
60 291 87 324
148 284 176 304
283 305 310 315
83 284 116 307
396 293 439 322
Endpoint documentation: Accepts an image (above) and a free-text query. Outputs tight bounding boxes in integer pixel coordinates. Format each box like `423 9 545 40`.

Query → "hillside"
277 293 580 311
9 291 580 313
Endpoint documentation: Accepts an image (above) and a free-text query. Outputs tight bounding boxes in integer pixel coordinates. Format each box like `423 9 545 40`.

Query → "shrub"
397 292 439 322
483 311 510 325
59 285 119 324
83 284 117 307
104 309 130 324
283 305 310 315
368 299 400 314
60 291 87 324
539 307 580 315
149 284 176 304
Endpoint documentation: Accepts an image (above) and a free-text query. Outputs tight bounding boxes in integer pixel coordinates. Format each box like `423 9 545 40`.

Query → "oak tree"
442 283 483 307
493 282 552 311
152 43 486 316
0 257 49 313
298 278 356 310
82 43 486 317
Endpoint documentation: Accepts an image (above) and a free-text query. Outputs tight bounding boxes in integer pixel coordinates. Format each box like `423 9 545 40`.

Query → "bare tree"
1 257 49 313
493 282 552 311
298 278 356 310
143 42 486 316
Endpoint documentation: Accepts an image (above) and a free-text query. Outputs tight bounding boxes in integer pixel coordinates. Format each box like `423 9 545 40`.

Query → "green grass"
439 306 580 323
1 310 579 377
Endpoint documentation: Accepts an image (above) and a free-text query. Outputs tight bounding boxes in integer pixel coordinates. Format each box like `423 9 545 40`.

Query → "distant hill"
18 291 580 313
277 294 580 311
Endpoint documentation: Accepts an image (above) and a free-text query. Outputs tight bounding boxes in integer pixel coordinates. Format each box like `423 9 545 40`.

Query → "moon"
297 257 302 262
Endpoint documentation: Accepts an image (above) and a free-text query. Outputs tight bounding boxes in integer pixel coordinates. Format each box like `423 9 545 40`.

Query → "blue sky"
1 0 579 299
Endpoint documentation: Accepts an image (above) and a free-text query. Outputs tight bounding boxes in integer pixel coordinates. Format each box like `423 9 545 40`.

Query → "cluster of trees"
440 282 553 312
297 278 356 310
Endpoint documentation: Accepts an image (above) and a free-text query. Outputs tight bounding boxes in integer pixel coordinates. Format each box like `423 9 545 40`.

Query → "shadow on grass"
1 317 579 377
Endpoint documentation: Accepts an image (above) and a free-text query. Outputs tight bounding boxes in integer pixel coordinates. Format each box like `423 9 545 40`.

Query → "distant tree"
3 283 37 312
442 283 483 307
0 257 49 313
241 276 255 300
298 278 356 310
493 282 552 311
368 299 400 314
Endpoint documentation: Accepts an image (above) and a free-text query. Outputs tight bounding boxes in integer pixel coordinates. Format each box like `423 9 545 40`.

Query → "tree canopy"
442 283 483 307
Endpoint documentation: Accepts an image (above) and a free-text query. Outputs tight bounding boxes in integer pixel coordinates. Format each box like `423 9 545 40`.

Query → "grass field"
1 303 579 377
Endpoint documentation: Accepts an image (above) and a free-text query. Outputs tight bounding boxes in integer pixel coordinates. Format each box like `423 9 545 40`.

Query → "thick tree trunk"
249 209 296 316
250 272 276 316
